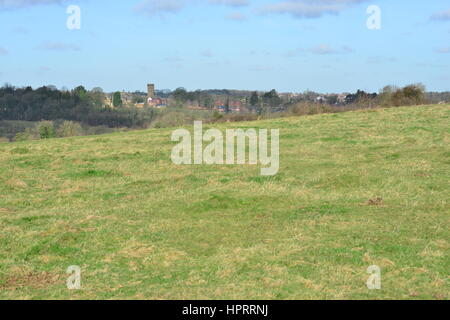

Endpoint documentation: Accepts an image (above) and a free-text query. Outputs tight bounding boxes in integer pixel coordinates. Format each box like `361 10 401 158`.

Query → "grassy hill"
0 105 448 299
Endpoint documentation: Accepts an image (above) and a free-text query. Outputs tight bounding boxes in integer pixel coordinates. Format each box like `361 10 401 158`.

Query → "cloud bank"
259 0 370 19
0 0 64 10
134 0 249 16
430 9 450 21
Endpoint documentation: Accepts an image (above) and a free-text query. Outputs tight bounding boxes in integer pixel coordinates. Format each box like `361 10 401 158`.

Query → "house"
337 94 347 104
316 96 326 103
216 105 227 113
147 97 166 108
214 100 242 113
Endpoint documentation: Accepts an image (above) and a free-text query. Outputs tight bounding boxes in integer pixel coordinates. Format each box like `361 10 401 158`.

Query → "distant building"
145 83 166 108
337 94 347 104
147 97 164 107
147 84 155 99
316 96 326 103
230 100 243 112
213 99 242 113
121 91 133 104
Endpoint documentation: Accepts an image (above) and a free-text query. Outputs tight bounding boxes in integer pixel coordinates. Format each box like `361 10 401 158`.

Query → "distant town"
1 82 449 143
104 83 450 114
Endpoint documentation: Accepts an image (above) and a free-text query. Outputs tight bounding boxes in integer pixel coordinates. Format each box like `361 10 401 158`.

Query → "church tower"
147 84 155 99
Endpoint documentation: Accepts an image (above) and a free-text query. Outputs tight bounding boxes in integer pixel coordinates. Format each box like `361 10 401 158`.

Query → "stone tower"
147 84 155 99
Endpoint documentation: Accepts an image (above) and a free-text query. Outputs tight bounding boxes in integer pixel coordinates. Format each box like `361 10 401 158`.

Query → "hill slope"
0 105 449 299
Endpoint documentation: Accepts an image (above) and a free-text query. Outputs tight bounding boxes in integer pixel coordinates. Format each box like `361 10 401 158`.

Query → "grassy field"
0 105 448 300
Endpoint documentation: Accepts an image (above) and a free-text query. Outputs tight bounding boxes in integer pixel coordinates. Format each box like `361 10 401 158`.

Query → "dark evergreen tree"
113 92 123 107
250 91 259 107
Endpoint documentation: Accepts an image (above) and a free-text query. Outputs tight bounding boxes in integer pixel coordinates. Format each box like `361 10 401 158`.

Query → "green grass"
0 105 449 300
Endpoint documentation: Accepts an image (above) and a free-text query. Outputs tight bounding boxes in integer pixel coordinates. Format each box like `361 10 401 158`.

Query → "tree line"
0 83 434 133
0 85 155 128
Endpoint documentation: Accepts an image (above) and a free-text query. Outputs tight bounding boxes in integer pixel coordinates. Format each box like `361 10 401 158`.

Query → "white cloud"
284 44 353 57
208 0 249 7
310 44 353 55
366 56 397 64
259 0 369 19
310 44 336 55
0 0 64 9
134 0 250 16
434 47 450 54
430 9 450 21
225 11 246 21
13 26 30 34
134 0 186 15
38 42 80 51
38 66 52 73
200 49 214 57
341 45 353 53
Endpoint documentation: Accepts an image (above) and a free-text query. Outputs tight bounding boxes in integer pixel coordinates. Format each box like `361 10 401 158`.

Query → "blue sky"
0 0 449 93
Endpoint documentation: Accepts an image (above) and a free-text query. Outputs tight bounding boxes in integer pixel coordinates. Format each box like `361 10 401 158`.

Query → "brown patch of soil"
6 178 28 189
367 197 384 206
0 208 15 214
0 271 61 290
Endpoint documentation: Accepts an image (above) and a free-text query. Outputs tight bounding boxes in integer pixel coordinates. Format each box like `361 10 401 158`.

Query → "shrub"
225 113 258 123
38 121 56 139
380 84 427 107
13 127 39 142
213 111 224 122
57 121 83 138
289 103 333 116
14 132 31 142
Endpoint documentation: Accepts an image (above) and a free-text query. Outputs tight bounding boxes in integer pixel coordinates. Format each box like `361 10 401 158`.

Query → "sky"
0 0 449 93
